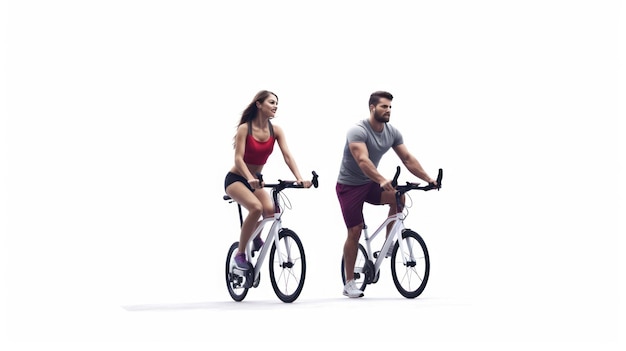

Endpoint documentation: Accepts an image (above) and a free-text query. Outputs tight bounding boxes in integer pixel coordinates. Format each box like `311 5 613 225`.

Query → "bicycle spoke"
269 229 306 303
273 257 302 292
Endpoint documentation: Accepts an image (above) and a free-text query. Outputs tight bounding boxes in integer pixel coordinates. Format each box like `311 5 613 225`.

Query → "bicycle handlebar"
223 171 318 202
257 170 319 189
392 166 443 192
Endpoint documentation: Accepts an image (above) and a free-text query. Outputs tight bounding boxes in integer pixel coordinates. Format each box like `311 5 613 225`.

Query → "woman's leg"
250 189 274 248
226 182 263 254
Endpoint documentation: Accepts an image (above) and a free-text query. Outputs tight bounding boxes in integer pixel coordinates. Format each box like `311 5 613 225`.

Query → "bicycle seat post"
237 203 243 228
362 223 371 243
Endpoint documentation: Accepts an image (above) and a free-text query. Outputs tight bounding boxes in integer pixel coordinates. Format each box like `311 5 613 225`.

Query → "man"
336 91 438 298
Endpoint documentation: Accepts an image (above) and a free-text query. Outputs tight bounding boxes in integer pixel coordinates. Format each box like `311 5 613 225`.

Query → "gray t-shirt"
337 119 404 185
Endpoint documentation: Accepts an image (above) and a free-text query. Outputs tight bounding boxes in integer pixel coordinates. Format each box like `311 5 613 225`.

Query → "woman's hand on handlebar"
248 178 262 189
297 179 313 188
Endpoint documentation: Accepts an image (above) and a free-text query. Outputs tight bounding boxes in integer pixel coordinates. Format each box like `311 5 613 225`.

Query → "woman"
224 90 312 269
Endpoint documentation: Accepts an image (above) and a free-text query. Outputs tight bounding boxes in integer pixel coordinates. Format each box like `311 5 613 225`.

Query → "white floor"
3 245 623 350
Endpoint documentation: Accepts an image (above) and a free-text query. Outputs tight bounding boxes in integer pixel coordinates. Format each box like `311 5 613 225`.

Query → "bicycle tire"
269 228 306 303
341 243 371 292
225 242 249 301
390 230 430 298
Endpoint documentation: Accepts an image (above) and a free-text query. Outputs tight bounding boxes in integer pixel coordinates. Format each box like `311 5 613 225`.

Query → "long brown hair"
237 90 278 126
233 90 278 147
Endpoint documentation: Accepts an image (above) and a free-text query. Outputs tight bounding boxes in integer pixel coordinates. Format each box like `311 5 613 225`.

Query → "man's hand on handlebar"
380 179 395 192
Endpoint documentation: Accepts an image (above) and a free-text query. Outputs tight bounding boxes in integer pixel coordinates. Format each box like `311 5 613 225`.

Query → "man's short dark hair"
369 91 393 107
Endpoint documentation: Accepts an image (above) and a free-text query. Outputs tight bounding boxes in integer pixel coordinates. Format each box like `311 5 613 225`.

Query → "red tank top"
243 121 275 165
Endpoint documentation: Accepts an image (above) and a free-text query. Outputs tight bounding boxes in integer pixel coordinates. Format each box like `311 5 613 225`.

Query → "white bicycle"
224 171 319 303
341 166 443 298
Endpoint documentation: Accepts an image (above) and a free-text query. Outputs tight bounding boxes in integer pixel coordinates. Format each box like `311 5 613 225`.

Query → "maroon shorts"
336 182 383 228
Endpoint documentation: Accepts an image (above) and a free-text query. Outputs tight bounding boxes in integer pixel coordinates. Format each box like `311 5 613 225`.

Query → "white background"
2 0 624 349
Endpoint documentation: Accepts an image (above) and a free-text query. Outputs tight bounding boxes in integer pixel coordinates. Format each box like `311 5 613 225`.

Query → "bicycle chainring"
364 260 375 284
242 262 255 289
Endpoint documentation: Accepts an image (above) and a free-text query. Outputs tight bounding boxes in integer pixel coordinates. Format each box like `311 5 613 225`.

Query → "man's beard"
373 110 390 123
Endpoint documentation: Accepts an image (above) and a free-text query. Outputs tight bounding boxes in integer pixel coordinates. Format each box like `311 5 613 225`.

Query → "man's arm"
393 144 435 184
349 142 394 191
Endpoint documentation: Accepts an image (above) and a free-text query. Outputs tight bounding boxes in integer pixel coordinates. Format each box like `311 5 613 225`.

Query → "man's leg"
380 190 405 238
343 224 363 281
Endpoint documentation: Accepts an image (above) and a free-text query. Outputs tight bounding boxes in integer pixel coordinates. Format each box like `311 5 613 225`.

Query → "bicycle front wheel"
391 230 430 298
269 228 306 303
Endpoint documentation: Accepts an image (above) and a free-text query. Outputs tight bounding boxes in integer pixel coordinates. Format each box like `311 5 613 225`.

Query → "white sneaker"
343 280 364 298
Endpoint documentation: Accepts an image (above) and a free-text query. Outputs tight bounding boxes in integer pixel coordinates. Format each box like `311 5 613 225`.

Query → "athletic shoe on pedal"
343 280 364 298
234 253 250 270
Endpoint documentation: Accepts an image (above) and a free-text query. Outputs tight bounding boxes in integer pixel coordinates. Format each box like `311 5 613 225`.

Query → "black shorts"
224 172 254 192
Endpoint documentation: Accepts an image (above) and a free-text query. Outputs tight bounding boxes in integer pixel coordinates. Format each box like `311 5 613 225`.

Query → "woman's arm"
274 125 311 187
233 124 256 181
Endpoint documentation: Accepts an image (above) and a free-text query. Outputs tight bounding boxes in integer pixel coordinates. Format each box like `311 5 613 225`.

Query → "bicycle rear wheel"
341 243 371 292
225 242 249 301
391 230 430 298
269 228 306 303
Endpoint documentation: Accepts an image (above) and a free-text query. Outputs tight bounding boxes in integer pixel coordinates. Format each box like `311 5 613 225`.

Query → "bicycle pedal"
232 267 247 276
229 273 244 288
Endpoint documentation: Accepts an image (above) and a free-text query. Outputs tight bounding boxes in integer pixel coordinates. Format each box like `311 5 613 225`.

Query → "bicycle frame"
361 212 405 274
239 208 284 282
226 171 318 302
342 166 442 298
